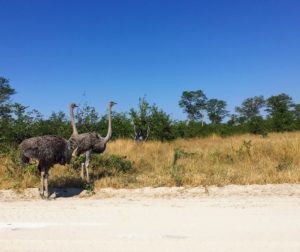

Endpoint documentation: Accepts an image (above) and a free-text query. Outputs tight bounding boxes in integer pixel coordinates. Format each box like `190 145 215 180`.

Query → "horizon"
1 0 299 120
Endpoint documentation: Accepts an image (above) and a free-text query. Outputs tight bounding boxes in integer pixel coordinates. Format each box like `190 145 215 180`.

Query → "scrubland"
1 132 300 190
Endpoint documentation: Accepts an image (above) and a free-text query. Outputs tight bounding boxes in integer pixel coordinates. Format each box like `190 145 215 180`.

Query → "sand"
0 184 300 252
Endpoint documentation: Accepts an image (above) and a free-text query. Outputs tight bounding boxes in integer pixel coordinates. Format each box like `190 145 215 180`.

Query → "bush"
248 116 268 136
91 154 134 173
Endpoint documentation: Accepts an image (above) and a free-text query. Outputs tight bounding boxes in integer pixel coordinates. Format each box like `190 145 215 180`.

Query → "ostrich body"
69 101 116 181
19 135 72 198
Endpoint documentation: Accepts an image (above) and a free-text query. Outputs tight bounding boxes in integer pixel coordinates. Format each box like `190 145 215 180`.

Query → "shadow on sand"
49 187 85 198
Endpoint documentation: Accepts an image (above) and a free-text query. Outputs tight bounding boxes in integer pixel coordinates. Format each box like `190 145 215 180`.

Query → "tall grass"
1 132 300 189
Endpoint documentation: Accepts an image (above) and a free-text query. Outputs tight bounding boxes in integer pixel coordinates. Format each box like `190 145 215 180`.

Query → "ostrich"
69 101 116 182
69 103 91 180
19 135 74 198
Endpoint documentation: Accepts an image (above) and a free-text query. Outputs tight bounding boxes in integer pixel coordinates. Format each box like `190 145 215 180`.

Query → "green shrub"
92 154 133 173
276 160 293 171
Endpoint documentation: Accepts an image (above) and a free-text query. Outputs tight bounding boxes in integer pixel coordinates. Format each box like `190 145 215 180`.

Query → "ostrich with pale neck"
69 101 116 181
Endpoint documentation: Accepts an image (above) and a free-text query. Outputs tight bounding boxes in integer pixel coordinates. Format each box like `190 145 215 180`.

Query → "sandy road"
1 185 300 252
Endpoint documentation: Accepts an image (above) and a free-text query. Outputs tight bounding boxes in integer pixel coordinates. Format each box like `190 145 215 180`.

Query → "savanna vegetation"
1 76 300 189
1 133 300 189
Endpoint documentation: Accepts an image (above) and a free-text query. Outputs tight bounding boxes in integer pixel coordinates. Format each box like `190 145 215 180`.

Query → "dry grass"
1 132 300 189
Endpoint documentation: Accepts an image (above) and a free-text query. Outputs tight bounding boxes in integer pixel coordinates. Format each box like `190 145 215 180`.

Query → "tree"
248 116 268 136
75 103 99 132
265 93 295 132
130 97 151 141
37 111 70 138
206 99 229 124
98 112 132 139
179 90 207 122
265 93 294 116
0 77 16 118
294 104 300 130
235 96 265 121
130 97 174 141
149 105 173 141
294 104 300 119
227 114 239 126
7 103 40 144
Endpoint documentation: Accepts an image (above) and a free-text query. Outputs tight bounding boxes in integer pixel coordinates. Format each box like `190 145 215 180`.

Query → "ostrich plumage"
69 101 116 181
19 135 73 198
72 132 107 156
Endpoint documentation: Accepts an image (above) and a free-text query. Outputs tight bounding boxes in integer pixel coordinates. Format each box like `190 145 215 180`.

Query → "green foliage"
5 104 39 144
0 77 16 119
171 149 184 186
179 90 207 121
99 112 132 139
248 116 268 136
130 97 151 141
149 105 174 141
171 121 249 139
76 103 100 132
83 182 95 192
1 76 300 153
235 96 265 121
266 93 294 116
92 154 133 173
130 97 174 141
266 93 295 132
294 104 300 119
43 111 71 138
171 149 196 186
206 98 229 124
270 111 295 132
276 160 293 171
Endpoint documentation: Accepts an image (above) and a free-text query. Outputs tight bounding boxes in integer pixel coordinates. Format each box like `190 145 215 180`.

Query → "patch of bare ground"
1 184 300 201
1 186 300 252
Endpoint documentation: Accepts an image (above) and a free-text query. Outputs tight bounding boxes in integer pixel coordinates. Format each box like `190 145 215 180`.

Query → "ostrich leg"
85 150 91 182
40 170 45 198
80 163 85 180
44 171 49 198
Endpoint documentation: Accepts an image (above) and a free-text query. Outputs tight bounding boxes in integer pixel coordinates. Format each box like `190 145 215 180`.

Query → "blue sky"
1 0 299 120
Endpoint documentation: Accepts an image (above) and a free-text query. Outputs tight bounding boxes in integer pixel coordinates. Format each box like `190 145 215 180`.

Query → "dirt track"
1 185 300 252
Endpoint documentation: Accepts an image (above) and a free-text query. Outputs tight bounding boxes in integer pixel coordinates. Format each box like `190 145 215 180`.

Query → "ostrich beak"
111 101 117 106
70 103 78 108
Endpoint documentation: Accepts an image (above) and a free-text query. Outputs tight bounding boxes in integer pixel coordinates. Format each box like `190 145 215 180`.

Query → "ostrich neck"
103 105 112 143
70 106 78 136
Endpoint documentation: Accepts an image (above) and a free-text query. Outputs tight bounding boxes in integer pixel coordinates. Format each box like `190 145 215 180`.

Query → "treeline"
1 76 300 152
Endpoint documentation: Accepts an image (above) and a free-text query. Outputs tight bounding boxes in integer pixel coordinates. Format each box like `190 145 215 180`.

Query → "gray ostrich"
69 101 116 182
19 135 74 198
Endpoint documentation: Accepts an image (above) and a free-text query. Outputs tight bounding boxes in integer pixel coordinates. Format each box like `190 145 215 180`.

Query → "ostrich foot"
38 189 49 199
39 187 45 198
48 192 57 200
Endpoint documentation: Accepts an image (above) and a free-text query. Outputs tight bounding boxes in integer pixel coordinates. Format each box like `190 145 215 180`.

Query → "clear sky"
1 0 299 119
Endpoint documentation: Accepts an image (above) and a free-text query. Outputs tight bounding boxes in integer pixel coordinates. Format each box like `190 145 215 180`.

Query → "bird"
69 101 116 182
19 135 74 198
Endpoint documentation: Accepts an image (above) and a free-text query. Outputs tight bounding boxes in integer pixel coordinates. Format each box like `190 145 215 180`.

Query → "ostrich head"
70 103 78 109
109 101 117 108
